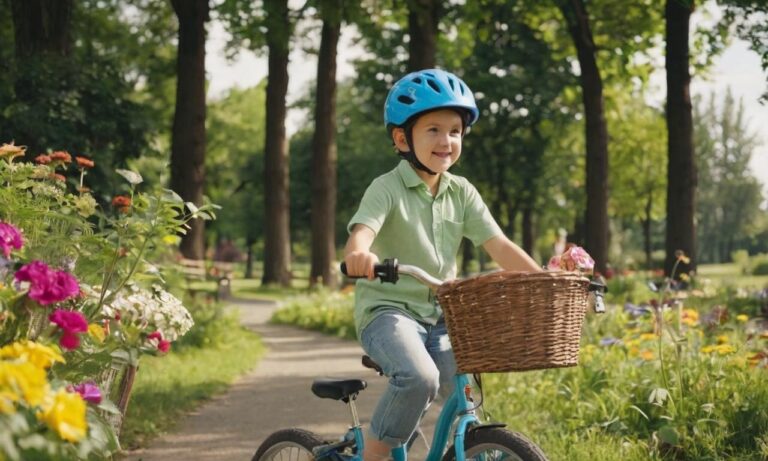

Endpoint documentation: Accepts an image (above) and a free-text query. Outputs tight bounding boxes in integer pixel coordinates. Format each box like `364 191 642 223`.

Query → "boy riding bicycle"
343 69 543 461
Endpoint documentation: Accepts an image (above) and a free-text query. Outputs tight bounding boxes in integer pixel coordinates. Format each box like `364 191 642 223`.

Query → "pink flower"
567 246 595 271
547 256 561 270
49 309 88 350
148 331 171 353
0 222 23 258
14 261 80 305
71 381 102 404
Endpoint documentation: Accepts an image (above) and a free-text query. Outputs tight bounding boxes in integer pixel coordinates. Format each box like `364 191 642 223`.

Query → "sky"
205 14 768 198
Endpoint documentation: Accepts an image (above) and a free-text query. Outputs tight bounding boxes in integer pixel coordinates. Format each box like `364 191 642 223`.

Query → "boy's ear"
392 127 409 152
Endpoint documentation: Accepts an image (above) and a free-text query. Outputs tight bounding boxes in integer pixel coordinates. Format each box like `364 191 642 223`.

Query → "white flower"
103 284 194 341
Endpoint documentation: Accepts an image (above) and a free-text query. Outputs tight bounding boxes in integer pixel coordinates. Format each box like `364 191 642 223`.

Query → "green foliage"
270 290 355 339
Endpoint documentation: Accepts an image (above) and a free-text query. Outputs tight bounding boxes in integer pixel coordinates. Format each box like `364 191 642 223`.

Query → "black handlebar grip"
340 258 399 284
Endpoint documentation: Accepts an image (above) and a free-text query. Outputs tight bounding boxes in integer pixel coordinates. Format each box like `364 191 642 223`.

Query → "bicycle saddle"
311 378 367 403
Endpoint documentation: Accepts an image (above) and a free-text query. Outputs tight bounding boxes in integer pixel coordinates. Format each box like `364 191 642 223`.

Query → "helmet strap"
398 124 437 176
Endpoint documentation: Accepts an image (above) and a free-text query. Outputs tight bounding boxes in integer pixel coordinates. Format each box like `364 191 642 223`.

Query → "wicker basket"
98 359 138 436
437 271 590 373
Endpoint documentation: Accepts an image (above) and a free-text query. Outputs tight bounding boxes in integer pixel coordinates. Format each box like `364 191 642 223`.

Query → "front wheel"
253 428 323 461
441 427 548 461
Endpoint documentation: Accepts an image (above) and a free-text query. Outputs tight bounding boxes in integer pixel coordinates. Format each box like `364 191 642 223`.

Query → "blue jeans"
359 311 457 448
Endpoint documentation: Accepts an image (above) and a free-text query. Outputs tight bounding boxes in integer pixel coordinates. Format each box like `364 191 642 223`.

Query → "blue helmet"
384 69 479 130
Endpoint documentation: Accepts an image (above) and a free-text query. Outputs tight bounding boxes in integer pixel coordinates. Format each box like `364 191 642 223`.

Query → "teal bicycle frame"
319 372 479 461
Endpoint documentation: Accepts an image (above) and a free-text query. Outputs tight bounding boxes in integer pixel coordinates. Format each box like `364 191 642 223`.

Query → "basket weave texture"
436 271 590 373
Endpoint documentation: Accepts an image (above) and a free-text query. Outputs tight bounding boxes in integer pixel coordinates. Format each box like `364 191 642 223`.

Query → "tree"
407 0 441 70
694 90 763 263
262 0 293 286
169 0 209 260
310 1 342 288
664 0 697 276
555 0 610 275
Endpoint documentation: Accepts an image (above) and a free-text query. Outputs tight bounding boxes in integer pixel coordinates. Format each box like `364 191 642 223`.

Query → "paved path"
123 298 438 461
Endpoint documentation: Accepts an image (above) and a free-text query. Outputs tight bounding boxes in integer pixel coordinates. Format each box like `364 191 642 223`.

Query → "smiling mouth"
432 152 451 158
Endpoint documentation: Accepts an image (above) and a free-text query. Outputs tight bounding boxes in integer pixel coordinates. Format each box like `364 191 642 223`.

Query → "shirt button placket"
433 198 442 269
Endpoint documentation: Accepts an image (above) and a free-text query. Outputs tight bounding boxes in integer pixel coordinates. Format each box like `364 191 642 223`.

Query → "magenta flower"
547 255 561 270
0 222 23 257
49 309 88 350
71 381 102 404
14 261 80 305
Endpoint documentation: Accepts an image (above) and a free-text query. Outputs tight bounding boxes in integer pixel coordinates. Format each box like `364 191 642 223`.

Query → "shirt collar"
396 160 456 195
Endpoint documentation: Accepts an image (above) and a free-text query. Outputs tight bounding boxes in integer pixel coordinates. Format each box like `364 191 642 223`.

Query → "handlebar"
340 258 608 313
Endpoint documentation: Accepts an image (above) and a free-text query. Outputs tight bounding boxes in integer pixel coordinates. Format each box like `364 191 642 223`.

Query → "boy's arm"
344 224 380 279
482 235 543 272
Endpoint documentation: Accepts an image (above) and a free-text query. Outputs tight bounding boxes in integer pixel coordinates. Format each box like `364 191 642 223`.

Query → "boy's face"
393 109 464 176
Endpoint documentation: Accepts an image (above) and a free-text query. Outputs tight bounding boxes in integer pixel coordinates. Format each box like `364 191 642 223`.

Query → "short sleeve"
462 181 503 246
347 179 392 235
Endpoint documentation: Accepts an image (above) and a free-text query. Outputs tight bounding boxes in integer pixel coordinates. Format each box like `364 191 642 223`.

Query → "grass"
118 318 264 450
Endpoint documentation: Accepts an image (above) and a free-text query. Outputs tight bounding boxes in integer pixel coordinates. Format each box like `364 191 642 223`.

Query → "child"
343 69 542 461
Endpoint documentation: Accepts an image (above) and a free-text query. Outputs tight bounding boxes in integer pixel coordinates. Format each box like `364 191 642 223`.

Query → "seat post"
347 394 361 427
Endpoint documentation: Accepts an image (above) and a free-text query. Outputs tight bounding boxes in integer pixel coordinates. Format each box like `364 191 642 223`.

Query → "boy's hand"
344 251 380 280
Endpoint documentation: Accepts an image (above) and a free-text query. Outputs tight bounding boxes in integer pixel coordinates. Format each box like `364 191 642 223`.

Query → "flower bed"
0 142 216 459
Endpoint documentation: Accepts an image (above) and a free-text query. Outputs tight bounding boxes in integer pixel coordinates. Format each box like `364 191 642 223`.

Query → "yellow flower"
628 346 640 357
701 344 736 356
88 323 106 343
736 314 749 323
0 341 65 369
639 333 658 341
0 361 49 407
716 335 729 344
0 142 26 161
38 389 87 442
679 273 690 282
682 309 699 326
162 234 181 245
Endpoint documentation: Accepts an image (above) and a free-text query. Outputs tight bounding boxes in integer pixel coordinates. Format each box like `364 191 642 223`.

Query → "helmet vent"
459 82 466 95
397 95 415 105
426 79 441 93
412 77 422 84
448 78 455 91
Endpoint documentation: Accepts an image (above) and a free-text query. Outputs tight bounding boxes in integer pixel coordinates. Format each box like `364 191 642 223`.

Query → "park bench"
178 258 235 301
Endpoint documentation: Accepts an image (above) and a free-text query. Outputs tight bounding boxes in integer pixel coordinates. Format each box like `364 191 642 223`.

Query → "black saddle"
311 378 367 403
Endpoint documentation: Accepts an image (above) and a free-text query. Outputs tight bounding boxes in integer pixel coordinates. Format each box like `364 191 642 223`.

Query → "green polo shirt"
348 160 503 336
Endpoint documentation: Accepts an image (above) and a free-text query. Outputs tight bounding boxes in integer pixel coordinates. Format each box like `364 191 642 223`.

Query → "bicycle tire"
441 427 548 461
252 428 324 461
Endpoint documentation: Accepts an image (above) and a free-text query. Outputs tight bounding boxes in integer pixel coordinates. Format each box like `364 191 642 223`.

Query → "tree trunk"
506 202 518 242
407 0 440 71
10 0 73 155
522 206 534 256
11 0 73 58
262 0 292 286
170 0 208 260
558 0 609 275
310 15 341 288
664 0 697 276
643 192 653 269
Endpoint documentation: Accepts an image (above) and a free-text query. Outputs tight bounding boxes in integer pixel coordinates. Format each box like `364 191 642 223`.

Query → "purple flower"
14 261 80 305
0 222 23 258
72 381 102 404
599 337 621 347
624 302 650 318
49 309 88 350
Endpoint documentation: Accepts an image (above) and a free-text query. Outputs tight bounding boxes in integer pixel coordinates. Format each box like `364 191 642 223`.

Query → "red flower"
75 156 94 169
49 309 88 350
35 154 52 165
147 331 171 353
49 151 72 163
0 221 23 258
14 261 80 305
111 195 131 212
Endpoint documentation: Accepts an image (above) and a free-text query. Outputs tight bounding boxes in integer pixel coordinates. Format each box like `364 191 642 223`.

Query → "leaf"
657 425 679 446
115 168 143 185
97 399 121 415
629 405 649 420
162 188 184 203
186 201 199 214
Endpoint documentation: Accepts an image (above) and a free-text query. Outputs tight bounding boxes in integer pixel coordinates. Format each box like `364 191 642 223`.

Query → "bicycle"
252 259 606 461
